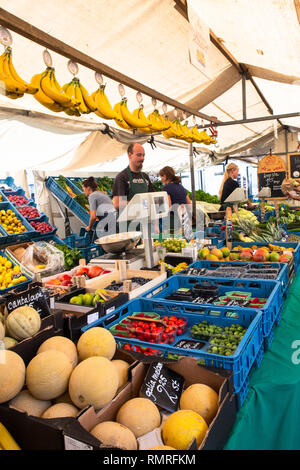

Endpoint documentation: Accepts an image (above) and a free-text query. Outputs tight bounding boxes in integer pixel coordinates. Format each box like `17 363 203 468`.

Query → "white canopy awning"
0 0 298 173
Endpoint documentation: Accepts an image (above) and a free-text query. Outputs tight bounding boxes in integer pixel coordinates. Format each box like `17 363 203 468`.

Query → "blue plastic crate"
63 230 103 263
0 201 37 244
82 297 263 393
46 177 90 225
188 259 289 297
232 241 300 274
3 187 35 206
0 177 18 191
141 274 283 339
46 177 74 207
0 249 31 293
194 230 225 248
77 244 103 263
0 190 8 203
28 214 58 240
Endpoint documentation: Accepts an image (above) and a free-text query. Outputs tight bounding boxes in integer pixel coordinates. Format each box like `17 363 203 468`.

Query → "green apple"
69 296 82 305
83 293 94 306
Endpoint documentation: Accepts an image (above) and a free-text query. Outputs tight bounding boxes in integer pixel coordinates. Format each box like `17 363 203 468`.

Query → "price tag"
181 247 198 261
140 362 185 413
64 435 93 450
87 312 99 325
5 286 51 319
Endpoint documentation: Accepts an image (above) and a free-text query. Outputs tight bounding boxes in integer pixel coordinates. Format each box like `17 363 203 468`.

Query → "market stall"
0 0 300 455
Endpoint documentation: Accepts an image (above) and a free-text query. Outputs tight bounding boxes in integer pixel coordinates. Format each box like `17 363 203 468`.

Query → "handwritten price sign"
140 362 185 412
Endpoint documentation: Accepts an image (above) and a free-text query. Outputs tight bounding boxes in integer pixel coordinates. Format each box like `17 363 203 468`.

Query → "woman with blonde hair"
218 163 240 210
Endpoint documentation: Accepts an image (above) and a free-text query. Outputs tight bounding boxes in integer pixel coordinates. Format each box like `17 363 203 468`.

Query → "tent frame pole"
189 143 196 220
197 112 300 129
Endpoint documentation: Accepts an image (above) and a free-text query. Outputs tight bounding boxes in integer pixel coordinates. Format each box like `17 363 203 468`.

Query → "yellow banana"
119 98 150 129
198 129 214 145
6 91 24 99
62 80 81 116
5 49 38 95
113 102 131 129
147 110 171 132
179 123 194 143
40 68 73 107
93 85 117 120
162 120 185 139
79 82 97 112
74 81 89 114
132 106 155 133
0 52 22 94
0 422 21 450
30 71 64 112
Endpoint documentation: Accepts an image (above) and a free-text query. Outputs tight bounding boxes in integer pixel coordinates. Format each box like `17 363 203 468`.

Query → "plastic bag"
21 241 65 276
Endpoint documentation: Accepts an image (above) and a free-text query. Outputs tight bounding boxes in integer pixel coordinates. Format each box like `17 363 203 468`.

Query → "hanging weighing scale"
92 192 169 269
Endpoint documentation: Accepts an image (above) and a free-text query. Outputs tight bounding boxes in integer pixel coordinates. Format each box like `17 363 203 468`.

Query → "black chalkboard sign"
258 170 286 199
288 153 300 179
5 285 51 318
174 339 206 350
140 362 185 412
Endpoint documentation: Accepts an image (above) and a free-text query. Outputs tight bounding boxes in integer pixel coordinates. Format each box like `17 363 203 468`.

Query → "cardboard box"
0 323 139 450
74 356 236 451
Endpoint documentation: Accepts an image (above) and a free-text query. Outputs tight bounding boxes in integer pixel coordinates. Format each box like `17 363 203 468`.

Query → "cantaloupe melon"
9 389 51 417
3 337 18 349
37 336 78 368
90 421 137 450
0 350 25 404
111 359 129 390
77 327 116 362
162 410 208 450
148 445 176 450
26 350 73 400
68 356 119 410
116 398 161 438
5 306 41 341
179 383 219 425
41 403 79 419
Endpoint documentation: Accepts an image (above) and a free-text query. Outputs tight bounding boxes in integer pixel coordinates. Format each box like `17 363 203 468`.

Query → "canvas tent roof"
0 0 299 175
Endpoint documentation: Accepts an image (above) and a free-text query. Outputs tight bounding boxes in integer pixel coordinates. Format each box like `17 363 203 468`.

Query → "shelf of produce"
28 215 57 240
3 188 36 207
185 260 289 297
15 203 42 220
141 274 283 340
0 249 31 294
231 241 300 274
82 297 263 394
0 201 38 244
85 268 167 300
46 176 90 225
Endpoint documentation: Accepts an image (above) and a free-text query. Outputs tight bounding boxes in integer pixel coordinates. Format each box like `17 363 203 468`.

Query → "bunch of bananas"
62 77 97 116
30 67 80 113
0 47 38 99
162 120 216 145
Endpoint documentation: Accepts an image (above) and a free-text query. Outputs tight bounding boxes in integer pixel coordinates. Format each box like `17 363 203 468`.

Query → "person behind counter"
82 177 117 235
112 143 154 211
112 143 159 233
159 166 192 233
218 163 240 211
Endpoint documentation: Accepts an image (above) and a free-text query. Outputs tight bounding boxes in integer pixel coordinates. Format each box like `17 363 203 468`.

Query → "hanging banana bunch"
118 97 152 129
146 109 171 132
113 101 132 129
62 77 97 116
0 47 38 99
30 67 80 113
91 84 118 120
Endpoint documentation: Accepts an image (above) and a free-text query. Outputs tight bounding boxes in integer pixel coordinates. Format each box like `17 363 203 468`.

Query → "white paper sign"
187 1 211 80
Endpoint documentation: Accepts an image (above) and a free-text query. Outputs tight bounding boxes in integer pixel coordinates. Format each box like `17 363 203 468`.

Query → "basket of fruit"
16 204 41 220
0 202 36 244
0 251 31 293
29 215 57 239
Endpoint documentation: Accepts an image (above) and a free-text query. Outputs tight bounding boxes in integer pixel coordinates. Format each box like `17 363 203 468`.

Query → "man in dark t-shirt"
112 143 154 211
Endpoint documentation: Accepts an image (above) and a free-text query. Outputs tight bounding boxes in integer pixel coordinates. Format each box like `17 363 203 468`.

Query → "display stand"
118 191 169 269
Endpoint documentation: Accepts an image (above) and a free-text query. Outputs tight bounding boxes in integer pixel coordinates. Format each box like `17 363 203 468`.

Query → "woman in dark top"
159 166 191 233
218 163 240 211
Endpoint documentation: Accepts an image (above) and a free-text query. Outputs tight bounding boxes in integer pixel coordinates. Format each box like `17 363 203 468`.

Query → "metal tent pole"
189 143 196 220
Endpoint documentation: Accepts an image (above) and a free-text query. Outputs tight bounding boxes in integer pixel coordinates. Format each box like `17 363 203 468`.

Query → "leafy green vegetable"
74 193 89 211
54 243 83 270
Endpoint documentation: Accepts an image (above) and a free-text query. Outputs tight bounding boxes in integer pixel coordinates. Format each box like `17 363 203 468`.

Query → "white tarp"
0 0 298 173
